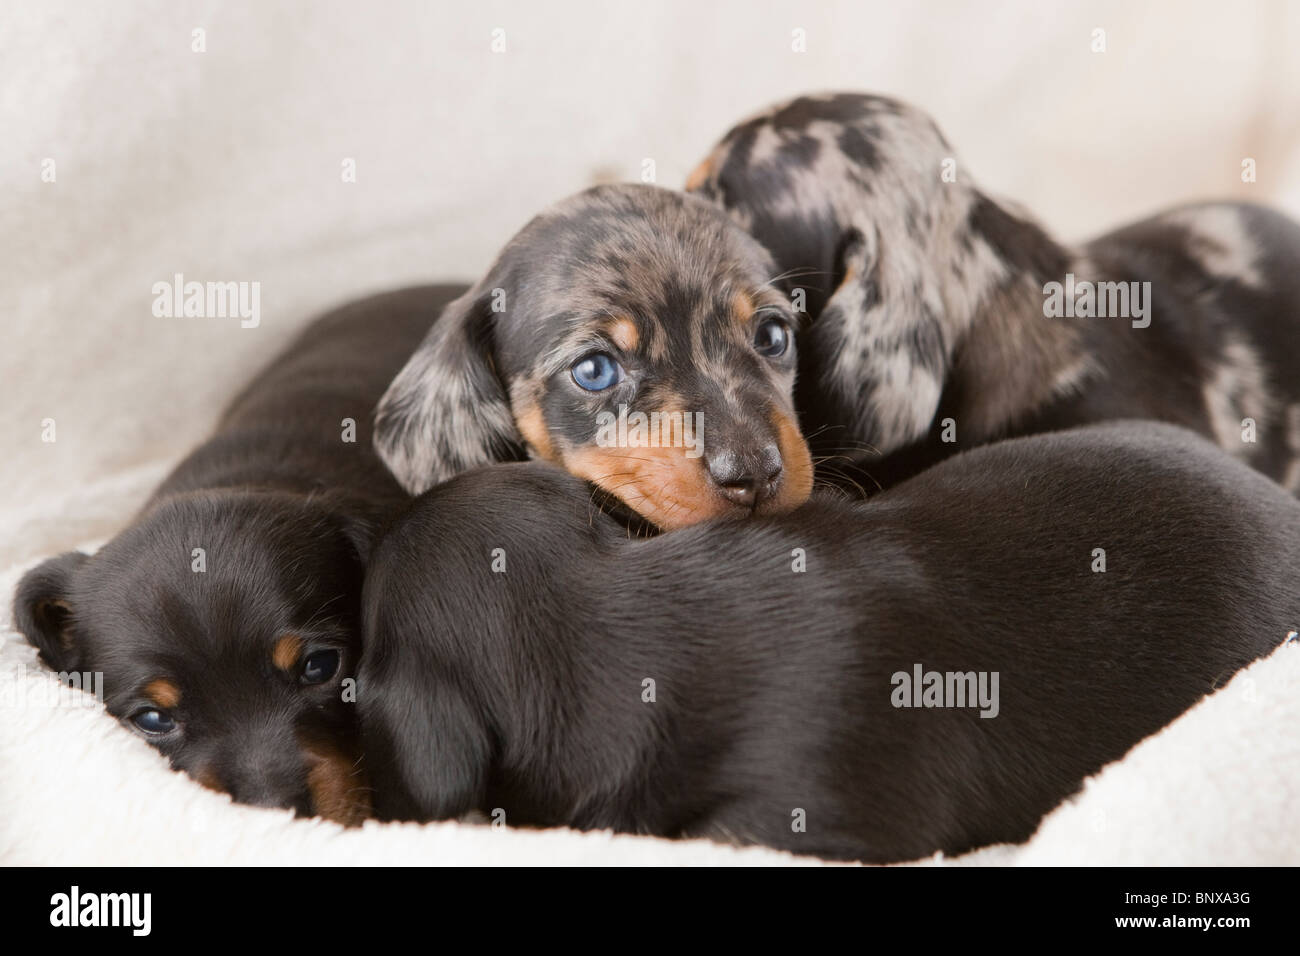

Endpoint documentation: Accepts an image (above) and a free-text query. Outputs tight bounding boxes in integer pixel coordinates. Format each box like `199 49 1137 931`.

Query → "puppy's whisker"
812 467 872 500
764 266 829 288
299 592 347 633
801 425 882 457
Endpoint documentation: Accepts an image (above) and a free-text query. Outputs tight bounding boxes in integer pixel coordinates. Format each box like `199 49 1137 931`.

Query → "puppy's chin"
620 483 810 531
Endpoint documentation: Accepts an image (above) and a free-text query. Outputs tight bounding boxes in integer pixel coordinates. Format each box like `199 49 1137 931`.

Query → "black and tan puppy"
374 183 814 529
359 422 1297 862
687 92 1300 491
12 285 466 824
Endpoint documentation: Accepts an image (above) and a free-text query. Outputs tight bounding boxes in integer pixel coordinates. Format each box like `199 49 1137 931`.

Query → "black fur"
358 421 1298 861
13 284 466 823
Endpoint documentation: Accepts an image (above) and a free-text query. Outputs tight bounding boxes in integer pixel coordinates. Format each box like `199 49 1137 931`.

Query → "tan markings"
193 764 224 794
514 399 558 463
566 444 728 530
299 730 371 827
606 316 639 353
731 289 756 326
769 409 814 512
143 678 181 709
272 633 304 673
684 156 715 193
562 395 814 528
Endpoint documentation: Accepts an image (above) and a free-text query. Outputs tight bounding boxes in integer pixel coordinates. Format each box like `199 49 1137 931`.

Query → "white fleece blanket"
4 0 1300 865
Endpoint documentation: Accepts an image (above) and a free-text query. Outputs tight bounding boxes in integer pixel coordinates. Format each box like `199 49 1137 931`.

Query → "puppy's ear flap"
331 509 386 567
13 552 89 672
802 225 953 456
374 285 523 494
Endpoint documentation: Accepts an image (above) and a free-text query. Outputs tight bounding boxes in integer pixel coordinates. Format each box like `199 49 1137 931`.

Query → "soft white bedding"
4 0 1298 865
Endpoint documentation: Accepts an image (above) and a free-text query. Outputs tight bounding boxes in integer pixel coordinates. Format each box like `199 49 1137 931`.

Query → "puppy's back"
359 423 1299 859
152 284 467 505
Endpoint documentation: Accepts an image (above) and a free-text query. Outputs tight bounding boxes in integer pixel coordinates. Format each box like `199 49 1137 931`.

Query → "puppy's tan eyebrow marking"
273 633 304 673
143 678 181 709
605 316 639 353
732 290 756 325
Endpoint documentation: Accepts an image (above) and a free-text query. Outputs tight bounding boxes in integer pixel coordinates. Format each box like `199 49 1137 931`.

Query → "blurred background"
3 0 1299 566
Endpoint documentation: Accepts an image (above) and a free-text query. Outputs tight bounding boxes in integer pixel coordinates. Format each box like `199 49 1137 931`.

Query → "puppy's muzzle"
706 443 784 510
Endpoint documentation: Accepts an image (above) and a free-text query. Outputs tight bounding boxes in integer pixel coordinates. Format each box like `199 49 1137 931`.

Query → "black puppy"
359 422 1297 861
687 93 1300 492
13 285 466 824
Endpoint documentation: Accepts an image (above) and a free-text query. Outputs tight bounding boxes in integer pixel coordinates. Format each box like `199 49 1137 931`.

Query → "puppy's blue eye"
132 709 176 735
571 352 624 391
754 317 791 358
300 649 340 685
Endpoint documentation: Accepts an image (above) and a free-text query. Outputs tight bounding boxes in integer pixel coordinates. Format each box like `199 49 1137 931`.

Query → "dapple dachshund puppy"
374 183 814 529
687 92 1300 491
359 422 1298 862
12 285 466 824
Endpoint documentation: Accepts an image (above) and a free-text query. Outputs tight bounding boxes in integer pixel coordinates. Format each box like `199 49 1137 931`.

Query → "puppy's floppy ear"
802 224 953 456
329 506 392 568
374 284 523 494
13 552 89 672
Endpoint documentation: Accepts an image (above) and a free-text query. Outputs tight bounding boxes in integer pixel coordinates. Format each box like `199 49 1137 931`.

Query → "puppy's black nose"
708 445 784 510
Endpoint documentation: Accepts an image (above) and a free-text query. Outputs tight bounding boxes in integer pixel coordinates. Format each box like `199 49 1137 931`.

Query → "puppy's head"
374 183 813 529
13 492 372 825
687 92 1072 457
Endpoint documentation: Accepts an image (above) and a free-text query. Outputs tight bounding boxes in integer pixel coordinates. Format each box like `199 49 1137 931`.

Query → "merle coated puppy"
12 285 465 824
687 92 1300 492
374 183 814 529
358 421 1298 862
